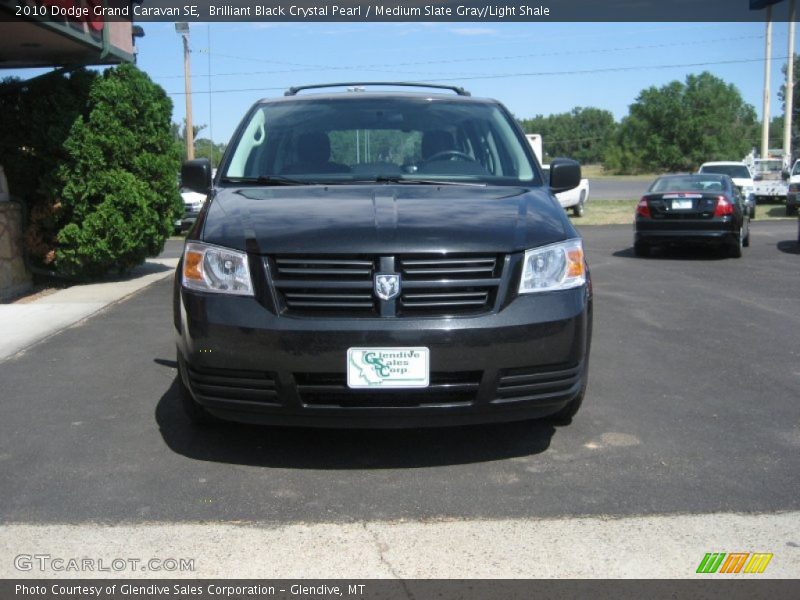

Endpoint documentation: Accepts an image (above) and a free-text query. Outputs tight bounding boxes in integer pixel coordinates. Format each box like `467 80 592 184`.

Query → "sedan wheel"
728 229 743 258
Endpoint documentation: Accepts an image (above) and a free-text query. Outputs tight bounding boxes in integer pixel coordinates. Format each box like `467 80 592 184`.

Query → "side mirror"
548 158 581 194
782 170 790 181
753 173 763 182
181 158 212 193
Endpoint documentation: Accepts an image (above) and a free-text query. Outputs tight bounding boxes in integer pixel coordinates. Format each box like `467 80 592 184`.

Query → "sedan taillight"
636 197 651 218
714 196 734 217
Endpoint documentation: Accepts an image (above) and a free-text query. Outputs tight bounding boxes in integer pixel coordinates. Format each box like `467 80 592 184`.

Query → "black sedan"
634 174 750 258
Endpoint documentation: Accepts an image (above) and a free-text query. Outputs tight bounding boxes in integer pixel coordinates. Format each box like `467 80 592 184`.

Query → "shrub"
55 64 182 278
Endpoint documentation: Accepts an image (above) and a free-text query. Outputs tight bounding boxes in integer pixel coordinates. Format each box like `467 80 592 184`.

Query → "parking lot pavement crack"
363 522 415 598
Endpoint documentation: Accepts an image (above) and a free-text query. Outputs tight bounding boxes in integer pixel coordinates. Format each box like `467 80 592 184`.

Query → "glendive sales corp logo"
696 552 773 574
347 347 429 387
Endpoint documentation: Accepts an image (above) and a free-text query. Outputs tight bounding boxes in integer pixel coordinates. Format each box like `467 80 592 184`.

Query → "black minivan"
174 83 592 428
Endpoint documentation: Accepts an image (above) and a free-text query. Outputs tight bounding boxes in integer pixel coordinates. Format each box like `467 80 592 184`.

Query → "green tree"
520 107 617 164
0 69 98 264
55 64 182 278
194 138 227 167
777 55 800 158
607 72 757 173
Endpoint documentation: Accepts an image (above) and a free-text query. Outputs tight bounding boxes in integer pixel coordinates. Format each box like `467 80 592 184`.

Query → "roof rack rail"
284 82 471 97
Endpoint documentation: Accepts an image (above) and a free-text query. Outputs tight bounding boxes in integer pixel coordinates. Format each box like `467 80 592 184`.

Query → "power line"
164 55 792 96
151 34 766 80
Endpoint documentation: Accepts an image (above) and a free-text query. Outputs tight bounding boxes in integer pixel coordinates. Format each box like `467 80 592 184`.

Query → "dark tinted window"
223 97 539 185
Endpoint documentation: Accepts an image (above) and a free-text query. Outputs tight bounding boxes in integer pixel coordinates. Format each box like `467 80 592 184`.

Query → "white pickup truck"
750 158 789 206
542 164 590 217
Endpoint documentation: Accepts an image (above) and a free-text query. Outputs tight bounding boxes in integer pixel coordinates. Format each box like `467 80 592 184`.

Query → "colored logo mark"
696 552 773 574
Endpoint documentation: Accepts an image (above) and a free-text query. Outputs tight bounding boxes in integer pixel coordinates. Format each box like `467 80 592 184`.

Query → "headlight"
519 239 586 294
182 241 254 296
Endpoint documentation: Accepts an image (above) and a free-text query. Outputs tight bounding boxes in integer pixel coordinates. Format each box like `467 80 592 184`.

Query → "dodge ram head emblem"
374 273 401 301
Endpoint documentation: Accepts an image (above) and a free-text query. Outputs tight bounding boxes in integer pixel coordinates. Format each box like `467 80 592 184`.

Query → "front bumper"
175 283 592 427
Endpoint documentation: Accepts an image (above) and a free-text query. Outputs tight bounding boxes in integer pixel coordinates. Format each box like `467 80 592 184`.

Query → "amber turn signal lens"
183 250 204 282
566 247 585 278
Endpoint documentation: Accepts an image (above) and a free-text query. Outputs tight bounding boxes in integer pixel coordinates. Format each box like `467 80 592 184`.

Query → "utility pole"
762 5 773 159
783 0 796 168
208 25 213 166
176 22 194 160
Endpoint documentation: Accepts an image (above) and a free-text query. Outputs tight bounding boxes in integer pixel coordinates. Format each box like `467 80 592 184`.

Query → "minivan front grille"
269 254 504 318
270 256 378 315
398 255 501 316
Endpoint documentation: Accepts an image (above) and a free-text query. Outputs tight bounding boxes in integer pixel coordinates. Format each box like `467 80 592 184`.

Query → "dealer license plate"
671 199 693 209
347 347 429 388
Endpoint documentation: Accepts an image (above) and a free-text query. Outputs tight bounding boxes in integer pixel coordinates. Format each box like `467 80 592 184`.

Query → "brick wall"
0 202 32 301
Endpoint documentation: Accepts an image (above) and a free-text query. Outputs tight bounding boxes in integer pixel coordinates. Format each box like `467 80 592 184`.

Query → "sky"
9 20 799 148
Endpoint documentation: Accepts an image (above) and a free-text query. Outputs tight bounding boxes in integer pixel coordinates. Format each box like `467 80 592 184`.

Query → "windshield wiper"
220 175 308 186
359 175 486 187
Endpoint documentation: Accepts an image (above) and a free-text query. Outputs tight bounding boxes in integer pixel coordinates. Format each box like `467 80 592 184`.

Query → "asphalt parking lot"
0 221 798 526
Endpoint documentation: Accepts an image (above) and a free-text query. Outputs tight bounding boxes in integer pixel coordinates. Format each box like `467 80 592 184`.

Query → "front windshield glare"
223 97 537 185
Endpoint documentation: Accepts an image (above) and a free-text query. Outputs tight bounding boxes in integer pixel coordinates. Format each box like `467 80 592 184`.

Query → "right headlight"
181 241 254 296
519 239 586 294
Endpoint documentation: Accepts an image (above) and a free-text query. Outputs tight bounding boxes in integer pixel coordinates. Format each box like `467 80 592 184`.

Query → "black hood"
198 184 572 254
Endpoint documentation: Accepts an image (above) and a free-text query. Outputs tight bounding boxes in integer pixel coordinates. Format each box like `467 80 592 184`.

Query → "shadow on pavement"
155 377 556 470
613 245 728 261
777 240 800 255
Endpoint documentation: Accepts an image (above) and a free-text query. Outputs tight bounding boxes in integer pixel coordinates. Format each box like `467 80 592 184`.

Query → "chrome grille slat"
270 254 503 317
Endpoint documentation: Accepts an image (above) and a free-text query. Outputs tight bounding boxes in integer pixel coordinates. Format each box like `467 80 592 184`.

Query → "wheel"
177 356 216 425
728 229 743 258
787 205 798 217
750 206 756 219
572 191 586 217
633 241 650 257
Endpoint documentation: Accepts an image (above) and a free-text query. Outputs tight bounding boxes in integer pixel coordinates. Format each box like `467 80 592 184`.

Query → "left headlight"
519 239 586 294
182 241 254 296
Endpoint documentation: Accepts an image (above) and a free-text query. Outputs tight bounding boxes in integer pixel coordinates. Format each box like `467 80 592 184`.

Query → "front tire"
572 191 586 217
787 205 798 217
177 357 216 425
547 370 588 425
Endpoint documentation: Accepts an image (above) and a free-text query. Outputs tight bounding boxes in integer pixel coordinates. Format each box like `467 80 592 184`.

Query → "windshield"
649 175 729 193
753 160 782 174
700 165 751 179
222 96 539 186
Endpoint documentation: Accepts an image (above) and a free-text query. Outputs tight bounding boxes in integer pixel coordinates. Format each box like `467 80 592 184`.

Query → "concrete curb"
1 512 797 578
0 258 178 363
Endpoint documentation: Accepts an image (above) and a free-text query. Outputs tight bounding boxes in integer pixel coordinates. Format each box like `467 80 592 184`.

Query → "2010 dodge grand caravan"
174 82 592 428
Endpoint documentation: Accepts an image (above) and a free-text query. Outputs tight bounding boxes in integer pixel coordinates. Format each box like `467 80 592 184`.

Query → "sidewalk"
0 257 178 363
